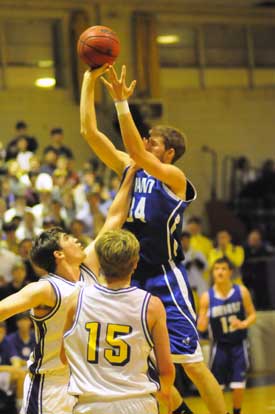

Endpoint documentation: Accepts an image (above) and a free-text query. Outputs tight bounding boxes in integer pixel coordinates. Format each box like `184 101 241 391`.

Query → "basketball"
77 25 120 68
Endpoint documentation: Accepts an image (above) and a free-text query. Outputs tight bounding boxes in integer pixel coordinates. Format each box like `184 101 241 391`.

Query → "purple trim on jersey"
29 321 47 375
141 292 154 348
80 263 97 282
30 279 61 322
26 373 44 414
94 285 138 294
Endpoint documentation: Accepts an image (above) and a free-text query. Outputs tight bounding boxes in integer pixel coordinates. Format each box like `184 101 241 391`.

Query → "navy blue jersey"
7 331 35 361
123 169 196 277
209 284 247 345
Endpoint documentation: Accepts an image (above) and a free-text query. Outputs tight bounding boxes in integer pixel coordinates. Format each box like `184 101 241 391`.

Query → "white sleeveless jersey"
64 284 159 401
28 264 97 375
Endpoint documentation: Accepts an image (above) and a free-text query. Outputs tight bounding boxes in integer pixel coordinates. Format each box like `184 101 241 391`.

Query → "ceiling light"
35 77 56 88
157 35 180 45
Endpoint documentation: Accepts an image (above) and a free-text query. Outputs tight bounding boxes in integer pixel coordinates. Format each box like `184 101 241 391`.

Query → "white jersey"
64 284 159 401
28 264 97 376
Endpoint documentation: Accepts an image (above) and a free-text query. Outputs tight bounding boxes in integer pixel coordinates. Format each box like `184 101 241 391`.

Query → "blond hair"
95 230 140 279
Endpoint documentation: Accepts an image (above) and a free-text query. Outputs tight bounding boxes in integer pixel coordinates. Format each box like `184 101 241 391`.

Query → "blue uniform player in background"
198 257 256 414
81 64 229 414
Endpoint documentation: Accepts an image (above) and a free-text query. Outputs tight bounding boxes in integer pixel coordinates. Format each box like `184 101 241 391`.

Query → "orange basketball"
77 25 120 68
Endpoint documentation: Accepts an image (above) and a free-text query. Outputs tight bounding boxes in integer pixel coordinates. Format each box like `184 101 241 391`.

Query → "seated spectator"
69 219 92 248
15 137 34 173
18 239 38 283
76 184 106 237
7 313 35 369
5 120 38 162
40 148 58 176
4 191 28 223
0 247 20 285
15 210 42 241
180 231 208 299
209 230 245 284
43 127 73 159
0 261 27 333
186 216 213 260
244 229 274 259
0 321 21 414
1 222 19 255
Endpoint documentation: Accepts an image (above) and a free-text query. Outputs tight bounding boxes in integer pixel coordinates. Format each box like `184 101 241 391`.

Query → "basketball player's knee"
182 361 206 379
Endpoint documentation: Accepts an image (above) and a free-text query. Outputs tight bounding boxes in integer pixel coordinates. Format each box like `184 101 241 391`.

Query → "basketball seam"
81 42 118 58
79 36 120 45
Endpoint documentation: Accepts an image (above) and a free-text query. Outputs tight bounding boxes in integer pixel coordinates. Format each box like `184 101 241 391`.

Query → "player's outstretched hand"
100 65 136 102
83 64 110 83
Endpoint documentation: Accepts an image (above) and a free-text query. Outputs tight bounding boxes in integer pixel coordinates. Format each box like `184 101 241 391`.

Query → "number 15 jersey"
64 284 159 401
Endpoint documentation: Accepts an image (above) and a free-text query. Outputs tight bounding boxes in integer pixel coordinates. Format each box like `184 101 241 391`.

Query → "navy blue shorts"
209 340 249 388
132 261 203 363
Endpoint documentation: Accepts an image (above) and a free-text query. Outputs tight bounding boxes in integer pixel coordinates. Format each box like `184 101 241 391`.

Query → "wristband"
115 100 130 116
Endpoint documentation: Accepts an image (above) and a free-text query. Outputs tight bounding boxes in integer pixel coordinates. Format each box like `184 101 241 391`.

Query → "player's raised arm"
0 281 56 322
197 292 210 333
83 163 137 273
101 65 187 197
80 66 129 177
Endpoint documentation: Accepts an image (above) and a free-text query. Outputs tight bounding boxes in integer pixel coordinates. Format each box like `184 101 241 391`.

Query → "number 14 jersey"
124 169 197 271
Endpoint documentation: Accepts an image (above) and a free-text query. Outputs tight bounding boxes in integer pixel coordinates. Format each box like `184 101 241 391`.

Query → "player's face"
145 134 168 162
213 263 232 285
59 233 86 263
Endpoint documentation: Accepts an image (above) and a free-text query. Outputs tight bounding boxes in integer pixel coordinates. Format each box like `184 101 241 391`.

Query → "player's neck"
214 282 232 297
102 276 131 290
55 262 81 282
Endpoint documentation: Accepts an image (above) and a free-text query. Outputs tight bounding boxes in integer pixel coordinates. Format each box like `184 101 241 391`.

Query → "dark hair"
16 121 27 130
2 221 18 232
30 227 64 273
187 216 202 225
150 125 186 163
50 128 63 136
181 231 191 239
213 256 234 270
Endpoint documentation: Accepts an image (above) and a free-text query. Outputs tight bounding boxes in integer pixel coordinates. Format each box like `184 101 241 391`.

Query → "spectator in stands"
40 148 59 175
69 219 92 248
0 245 20 285
76 184 106 237
7 313 35 369
244 229 274 260
15 210 42 241
4 191 27 224
180 231 208 299
0 179 15 210
18 239 38 283
0 261 27 333
186 216 213 260
234 156 257 197
1 222 19 255
209 230 245 284
15 136 34 174
5 121 38 162
43 127 73 160
0 321 21 414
